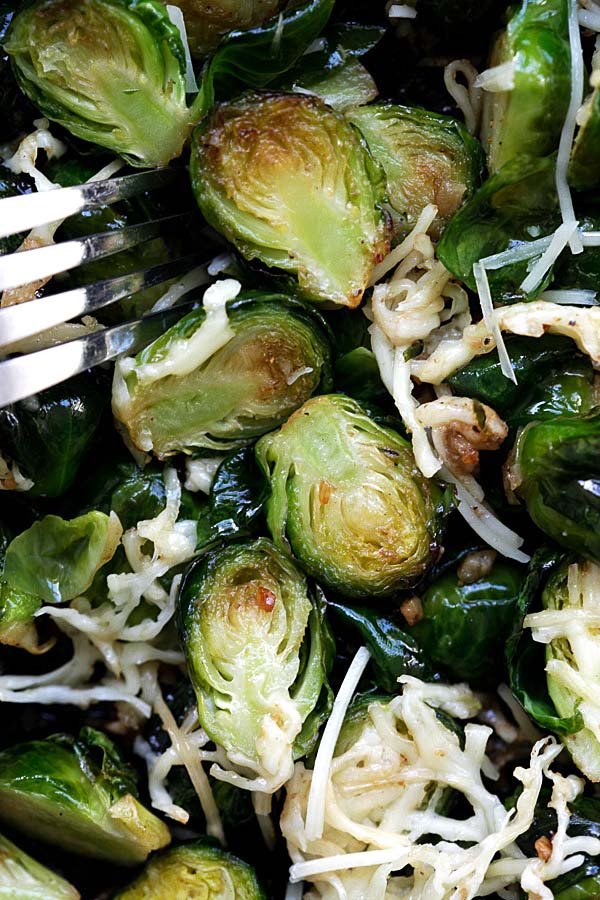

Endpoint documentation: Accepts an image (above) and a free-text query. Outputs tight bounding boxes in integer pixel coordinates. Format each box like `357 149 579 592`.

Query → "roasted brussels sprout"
0 728 170 863
114 841 266 899
534 559 600 781
255 394 446 598
410 555 524 684
178 538 333 791
176 0 283 57
480 0 571 172
437 155 558 301
328 600 435 692
4 0 203 166
190 92 389 307
3 510 123 604
346 103 484 239
113 284 333 457
0 831 79 899
0 373 108 498
509 411 600 563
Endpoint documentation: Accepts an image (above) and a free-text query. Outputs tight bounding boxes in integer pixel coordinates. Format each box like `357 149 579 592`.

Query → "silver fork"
0 167 208 408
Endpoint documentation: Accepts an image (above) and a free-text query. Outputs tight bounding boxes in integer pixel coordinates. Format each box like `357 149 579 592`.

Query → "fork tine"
0 167 187 240
0 212 194 291
0 254 204 347
0 301 195 408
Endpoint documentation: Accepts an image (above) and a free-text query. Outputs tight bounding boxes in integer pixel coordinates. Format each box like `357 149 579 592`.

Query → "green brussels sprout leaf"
447 336 596 421
0 728 170 864
480 0 571 172
510 411 600 563
175 0 284 58
4 510 123 604
275 23 384 111
256 394 445 599
506 547 582 735
0 373 108 498
411 558 524 684
437 155 559 302
190 94 390 307
198 0 335 110
328 600 436 692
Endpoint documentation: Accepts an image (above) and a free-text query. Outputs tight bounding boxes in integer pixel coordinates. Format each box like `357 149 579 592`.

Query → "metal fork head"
0 166 212 406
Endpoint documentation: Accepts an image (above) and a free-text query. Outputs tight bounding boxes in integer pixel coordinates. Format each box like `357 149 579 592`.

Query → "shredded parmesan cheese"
283 678 598 899
443 60 483 135
166 5 199 94
304 647 371 843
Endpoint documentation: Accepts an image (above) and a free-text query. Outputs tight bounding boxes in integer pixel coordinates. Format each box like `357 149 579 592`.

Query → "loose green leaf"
328 601 436 692
437 155 559 301
0 373 107 498
197 0 335 111
411 558 524 685
4 510 123 604
510 411 600 562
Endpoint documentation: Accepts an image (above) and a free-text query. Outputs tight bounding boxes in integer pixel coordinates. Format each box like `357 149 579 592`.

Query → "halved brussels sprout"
509 411 600 563
0 728 170 863
190 92 390 307
175 0 283 57
411 557 524 684
0 831 79 899
255 394 445 598
113 285 333 457
346 103 484 239
178 538 333 791
114 841 266 899
3 510 123 604
480 0 571 172
538 559 600 780
4 0 203 166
